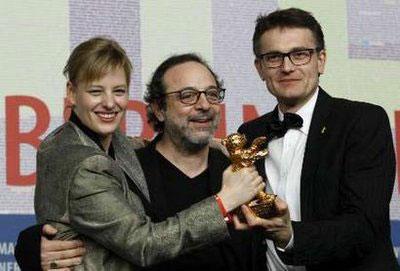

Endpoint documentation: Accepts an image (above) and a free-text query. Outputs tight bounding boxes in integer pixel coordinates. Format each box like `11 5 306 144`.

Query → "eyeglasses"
257 48 321 68
164 87 225 105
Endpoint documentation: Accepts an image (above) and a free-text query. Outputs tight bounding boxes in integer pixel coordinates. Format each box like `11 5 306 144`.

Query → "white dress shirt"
265 89 319 271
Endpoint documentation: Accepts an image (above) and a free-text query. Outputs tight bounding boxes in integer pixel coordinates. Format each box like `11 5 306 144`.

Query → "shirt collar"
278 87 319 136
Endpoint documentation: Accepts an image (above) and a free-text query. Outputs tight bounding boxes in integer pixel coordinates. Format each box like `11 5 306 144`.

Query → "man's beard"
164 111 220 154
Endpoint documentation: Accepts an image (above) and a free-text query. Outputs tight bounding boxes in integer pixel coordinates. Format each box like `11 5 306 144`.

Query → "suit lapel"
112 130 150 202
68 121 150 202
300 88 332 220
69 121 103 150
251 109 278 180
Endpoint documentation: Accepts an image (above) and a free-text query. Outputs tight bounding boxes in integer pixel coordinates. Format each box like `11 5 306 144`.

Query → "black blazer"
238 88 399 271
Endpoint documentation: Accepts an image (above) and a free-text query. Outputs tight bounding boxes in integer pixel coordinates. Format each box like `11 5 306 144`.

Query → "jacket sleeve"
67 154 229 267
15 224 42 271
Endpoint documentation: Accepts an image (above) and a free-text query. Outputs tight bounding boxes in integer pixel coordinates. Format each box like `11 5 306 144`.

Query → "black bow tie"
269 112 303 138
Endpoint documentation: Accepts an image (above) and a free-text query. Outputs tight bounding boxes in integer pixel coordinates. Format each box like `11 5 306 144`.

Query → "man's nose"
194 92 211 110
281 55 295 72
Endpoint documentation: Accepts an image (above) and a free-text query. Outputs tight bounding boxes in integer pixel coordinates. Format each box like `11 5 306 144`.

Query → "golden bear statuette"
221 133 277 219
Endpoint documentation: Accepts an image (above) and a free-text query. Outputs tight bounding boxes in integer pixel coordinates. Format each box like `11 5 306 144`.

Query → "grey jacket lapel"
69 122 150 202
113 130 150 202
68 121 102 150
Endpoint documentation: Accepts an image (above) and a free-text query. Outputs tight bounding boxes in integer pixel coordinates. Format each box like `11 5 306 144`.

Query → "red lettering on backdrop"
125 100 154 139
395 111 400 193
214 104 226 139
243 104 260 123
6 96 50 186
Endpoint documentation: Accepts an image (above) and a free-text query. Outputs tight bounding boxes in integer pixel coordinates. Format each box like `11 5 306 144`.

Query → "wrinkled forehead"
163 61 217 91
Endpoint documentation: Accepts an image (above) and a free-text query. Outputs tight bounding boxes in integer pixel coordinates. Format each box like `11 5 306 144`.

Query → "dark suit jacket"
238 88 399 271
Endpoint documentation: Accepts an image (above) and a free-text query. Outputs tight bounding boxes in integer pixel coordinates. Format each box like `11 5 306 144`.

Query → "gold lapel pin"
321 126 327 134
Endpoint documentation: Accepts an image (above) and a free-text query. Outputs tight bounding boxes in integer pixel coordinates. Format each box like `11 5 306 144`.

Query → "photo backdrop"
1 0 399 268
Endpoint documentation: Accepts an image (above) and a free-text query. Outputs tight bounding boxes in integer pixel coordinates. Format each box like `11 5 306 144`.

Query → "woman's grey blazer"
35 121 228 270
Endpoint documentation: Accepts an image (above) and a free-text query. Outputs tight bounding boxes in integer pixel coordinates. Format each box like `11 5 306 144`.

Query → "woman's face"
68 67 129 147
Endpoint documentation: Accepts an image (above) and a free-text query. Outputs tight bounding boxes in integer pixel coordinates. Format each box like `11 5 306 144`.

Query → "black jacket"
238 88 399 271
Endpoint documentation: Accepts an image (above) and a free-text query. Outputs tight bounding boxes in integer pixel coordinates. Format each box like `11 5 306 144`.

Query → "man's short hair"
64 36 132 86
253 7 325 56
145 53 223 133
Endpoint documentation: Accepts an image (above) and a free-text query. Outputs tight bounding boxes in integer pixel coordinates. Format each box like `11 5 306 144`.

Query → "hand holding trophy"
221 133 277 219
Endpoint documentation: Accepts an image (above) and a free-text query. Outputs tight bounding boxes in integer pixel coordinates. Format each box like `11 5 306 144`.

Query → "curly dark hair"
144 53 223 132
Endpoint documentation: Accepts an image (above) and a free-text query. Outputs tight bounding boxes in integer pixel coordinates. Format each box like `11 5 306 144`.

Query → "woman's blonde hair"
63 36 132 86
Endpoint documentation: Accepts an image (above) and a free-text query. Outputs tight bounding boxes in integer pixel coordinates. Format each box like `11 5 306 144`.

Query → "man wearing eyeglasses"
129 54 265 271
15 53 267 271
130 53 266 270
236 7 399 271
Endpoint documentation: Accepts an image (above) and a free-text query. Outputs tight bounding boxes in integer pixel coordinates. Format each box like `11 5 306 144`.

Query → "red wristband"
214 195 233 223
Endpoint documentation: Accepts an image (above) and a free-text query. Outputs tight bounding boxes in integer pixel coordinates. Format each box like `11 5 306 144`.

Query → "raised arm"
67 156 263 267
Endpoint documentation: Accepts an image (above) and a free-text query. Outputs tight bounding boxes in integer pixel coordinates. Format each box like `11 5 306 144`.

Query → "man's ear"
150 102 165 122
66 81 76 106
254 58 265 81
317 49 327 75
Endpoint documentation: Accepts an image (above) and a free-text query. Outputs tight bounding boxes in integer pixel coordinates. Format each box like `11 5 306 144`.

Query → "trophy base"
237 193 277 220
